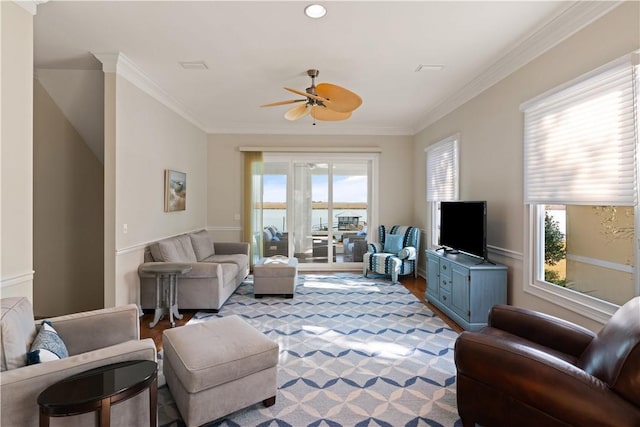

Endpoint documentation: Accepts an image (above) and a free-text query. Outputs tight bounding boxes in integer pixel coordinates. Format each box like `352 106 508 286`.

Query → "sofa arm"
455 331 640 426
488 304 596 357
214 241 250 256
45 304 140 356
0 339 156 427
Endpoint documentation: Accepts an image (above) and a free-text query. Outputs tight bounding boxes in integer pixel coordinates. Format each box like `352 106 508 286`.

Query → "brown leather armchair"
454 297 640 427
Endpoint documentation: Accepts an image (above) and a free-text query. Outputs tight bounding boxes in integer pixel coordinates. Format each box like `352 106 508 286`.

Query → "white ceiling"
33 1 611 136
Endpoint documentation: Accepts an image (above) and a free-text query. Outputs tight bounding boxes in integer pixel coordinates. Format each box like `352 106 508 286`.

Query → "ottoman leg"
263 396 276 407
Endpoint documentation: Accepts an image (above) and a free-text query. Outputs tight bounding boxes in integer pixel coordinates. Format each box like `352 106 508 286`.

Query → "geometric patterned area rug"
158 273 462 427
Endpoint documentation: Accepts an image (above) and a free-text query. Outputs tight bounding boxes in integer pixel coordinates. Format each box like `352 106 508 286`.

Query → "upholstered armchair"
363 225 420 282
0 297 157 426
454 298 640 427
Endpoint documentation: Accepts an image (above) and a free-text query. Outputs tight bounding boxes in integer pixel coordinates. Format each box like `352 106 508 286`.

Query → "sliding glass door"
263 153 377 270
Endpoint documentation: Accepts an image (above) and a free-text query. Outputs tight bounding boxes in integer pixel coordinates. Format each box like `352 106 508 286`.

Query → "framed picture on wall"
164 169 186 212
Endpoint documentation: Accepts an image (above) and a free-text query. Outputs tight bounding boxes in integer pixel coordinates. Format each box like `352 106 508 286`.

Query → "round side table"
38 360 157 427
139 262 192 328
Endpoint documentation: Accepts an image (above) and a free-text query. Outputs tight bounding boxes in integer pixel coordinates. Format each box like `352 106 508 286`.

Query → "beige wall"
206 134 414 242
33 80 104 317
1 2 34 300
413 1 640 330
107 74 208 307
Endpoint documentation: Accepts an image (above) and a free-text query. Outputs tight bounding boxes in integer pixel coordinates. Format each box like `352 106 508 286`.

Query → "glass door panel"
293 163 333 264
333 163 369 265
262 154 375 269
262 162 289 257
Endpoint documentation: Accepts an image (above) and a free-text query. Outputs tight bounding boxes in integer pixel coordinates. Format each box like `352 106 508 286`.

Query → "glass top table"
38 359 158 427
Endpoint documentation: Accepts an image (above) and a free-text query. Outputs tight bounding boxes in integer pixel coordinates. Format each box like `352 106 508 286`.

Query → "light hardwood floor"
140 273 462 352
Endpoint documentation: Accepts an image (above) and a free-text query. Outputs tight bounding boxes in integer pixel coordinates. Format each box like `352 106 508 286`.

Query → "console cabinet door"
451 264 470 320
426 254 439 302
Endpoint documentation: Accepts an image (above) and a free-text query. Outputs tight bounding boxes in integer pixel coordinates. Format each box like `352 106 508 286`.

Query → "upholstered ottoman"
162 315 279 427
253 257 298 298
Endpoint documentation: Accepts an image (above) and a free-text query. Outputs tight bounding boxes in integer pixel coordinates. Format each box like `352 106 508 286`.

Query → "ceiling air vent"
179 61 208 70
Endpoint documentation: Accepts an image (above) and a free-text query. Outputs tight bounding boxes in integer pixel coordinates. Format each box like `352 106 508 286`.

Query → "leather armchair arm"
455 331 640 426
488 304 596 357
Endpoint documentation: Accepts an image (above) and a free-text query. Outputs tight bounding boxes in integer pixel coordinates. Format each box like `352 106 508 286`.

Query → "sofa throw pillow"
189 230 215 261
383 234 404 254
26 321 69 365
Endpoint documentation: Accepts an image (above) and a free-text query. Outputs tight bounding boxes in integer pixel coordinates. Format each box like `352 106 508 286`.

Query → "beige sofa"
139 230 249 312
0 297 157 427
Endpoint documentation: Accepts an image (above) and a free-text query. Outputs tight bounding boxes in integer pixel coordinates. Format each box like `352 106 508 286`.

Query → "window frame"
425 134 460 248
522 52 639 323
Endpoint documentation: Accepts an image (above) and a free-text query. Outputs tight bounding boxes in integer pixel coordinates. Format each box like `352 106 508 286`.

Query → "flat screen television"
439 201 487 260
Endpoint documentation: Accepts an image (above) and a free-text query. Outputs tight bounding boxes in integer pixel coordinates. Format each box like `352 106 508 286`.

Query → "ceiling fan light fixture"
304 4 326 19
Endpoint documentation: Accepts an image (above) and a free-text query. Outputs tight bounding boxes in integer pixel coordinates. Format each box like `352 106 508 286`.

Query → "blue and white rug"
158 273 462 427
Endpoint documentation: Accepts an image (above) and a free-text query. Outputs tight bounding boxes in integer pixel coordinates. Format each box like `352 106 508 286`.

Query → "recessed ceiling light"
305 4 326 19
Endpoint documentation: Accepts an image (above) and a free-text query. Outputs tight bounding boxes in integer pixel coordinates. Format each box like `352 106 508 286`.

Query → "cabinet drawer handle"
442 265 447 270
442 295 447 301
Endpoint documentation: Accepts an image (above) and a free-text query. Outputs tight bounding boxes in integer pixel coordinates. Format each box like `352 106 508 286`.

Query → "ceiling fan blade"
316 83 362 113
284 103 311 121
260 99 306 107
284 87 329 104
311 106 352 121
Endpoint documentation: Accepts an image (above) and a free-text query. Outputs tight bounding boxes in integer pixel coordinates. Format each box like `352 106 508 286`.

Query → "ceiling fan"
261 69 362 123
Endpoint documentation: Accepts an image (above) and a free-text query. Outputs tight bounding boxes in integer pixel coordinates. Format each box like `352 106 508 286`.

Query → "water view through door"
263 156 371 268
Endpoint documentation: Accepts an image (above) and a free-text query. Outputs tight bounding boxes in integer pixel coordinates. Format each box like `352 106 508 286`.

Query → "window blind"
522 54 638 206
426 136 459 202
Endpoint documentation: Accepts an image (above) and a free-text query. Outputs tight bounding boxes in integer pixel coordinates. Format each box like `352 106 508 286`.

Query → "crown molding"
206 122 412 136
92 52 207 133
13 0 48 15
413 1 624 134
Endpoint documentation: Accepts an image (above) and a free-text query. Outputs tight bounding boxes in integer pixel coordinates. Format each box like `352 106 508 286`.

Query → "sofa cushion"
26 320 69 365
1 297 37 371
153 234 198 263
189 230 215 261
202 254 248 269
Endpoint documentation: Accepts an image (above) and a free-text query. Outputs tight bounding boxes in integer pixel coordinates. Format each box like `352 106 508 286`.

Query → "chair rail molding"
1 270 35 289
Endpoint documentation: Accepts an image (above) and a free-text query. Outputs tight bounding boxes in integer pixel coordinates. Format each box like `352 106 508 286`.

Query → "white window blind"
426 136 459 201
522 53 639 206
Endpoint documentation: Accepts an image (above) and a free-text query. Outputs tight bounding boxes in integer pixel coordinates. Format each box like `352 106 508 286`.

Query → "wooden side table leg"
99 397 111 427
149 376 158 427
171 275 183 322
149 275 164 328
39 410 50 427
168 274 175 327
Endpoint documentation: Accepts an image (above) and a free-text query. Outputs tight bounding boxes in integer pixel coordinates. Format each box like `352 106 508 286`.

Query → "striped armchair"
363 225 420 283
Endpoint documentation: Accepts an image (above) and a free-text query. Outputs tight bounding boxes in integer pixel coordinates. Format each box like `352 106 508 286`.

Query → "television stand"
425 249 507 331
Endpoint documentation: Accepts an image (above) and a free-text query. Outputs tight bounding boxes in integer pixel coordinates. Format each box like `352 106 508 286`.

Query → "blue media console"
426 249 507 331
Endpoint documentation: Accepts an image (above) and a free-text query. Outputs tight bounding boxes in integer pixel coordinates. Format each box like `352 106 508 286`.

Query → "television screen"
439 201 487 259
